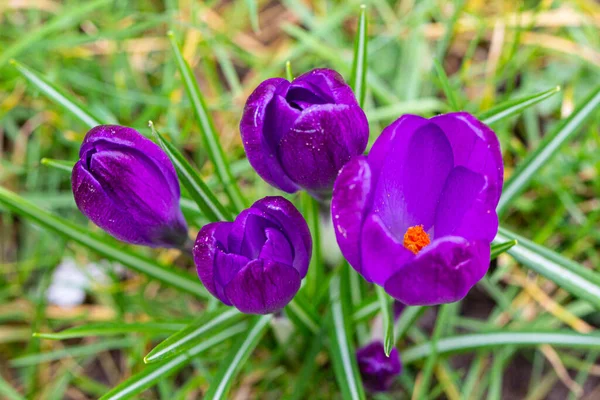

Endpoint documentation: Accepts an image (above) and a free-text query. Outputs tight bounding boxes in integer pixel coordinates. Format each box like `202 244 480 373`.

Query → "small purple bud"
72 125 188 248
240 68 369 196
356 341 402 393
332 113 504 306
193 196 312 314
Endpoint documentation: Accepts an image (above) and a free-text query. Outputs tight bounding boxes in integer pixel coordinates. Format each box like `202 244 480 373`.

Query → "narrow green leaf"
144 308 244 364
244 0 260 32
352 300 379 323
479 86 561 126
33 322 186 340
11 60 102 129
100 323 247 400
289 330 325 400
167 32 246 211
0 0 111 68
490 239 517 259
495 227 600 308
0 186 207 297
375 286 394 357
302 193 322 298
394 306 425 342
327 268 366 400
285 60 294 81
286 296 320 335
11 338 134 367
497 86 600 215
403 331 600 364
433 59 460 111
350 5 368 107
40 158 75 173
0 374 25 400
204 315 272 400
151 122 231 222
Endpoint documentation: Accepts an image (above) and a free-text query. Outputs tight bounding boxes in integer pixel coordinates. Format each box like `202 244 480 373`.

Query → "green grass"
1 0 600 399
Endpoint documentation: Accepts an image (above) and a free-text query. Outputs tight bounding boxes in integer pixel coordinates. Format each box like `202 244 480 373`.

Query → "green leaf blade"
350 5 368 108
33 322 186 340
167 32 246 212
375 286 394 357
151 123 231 222
497 86 600 215
11 60 102 129
479 86 561 126
0 186 207 297
144 308 244 364
204 315 272 400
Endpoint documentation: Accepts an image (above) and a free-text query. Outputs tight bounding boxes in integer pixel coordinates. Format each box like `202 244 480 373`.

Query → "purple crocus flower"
240 68 369 195
72 125 188 248
331 113 503 306
193 196 311 314
356 341 402 393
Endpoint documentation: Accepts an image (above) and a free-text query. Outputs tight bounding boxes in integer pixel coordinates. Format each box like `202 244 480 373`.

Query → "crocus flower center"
403 225 430 255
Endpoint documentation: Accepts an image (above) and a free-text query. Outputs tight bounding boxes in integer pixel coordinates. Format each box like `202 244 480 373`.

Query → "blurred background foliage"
1 0 599 398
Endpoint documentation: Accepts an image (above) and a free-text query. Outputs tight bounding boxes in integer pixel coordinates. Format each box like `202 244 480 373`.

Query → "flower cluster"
71 67 503 391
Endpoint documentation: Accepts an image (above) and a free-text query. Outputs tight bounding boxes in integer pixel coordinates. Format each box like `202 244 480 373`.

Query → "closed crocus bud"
332 113 503 306
240 68 369 196
356 341 402 393
193 196 312 314
72 125 188 248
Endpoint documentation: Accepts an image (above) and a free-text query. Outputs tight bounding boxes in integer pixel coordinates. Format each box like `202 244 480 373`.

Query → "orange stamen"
403 225 430 254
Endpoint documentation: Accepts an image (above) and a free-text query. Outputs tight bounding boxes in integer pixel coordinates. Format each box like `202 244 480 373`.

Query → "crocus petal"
289 68 358 106
279 104 368 192
227 209 277 259
360 214 414 285
371 123 454 237
73 125 187 248
367 114 428 185
214 251 251 304
252 197 312 277
331 156 372 269
259 228 294 266
384 237 490 306
193 222 233 303
356 341 402 393
240 78 299 193
431 112 503 203
433 166 486 238
224 260 301 314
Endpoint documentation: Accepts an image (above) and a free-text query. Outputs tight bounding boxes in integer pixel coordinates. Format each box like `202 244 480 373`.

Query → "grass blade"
479 86 561 126
0 186 207 297
402 331 600 364
327 267 366 400
100 323 247 400
302 193 321 299
167 32 246 212
0 375 25 400
433 59 460 111
244 0 260 32
497 86 600 215
285 60 294 81
33 322 186 340
11 338 134 367
40 158 75 173
490 239 517 259
286 296 320 335
204 315 272 400
375 286 394 356
144 309 244 364
394 306 425 342
495 227 600 308
11 60 102 129
0 0 111 68
350 5 368 107
151 122 231 222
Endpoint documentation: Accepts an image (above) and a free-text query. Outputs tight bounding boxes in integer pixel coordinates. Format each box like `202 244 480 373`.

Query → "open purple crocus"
240 68 369 196
356 341 402 393
193 196 311 314
72 125 188 248
331 113 503 306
